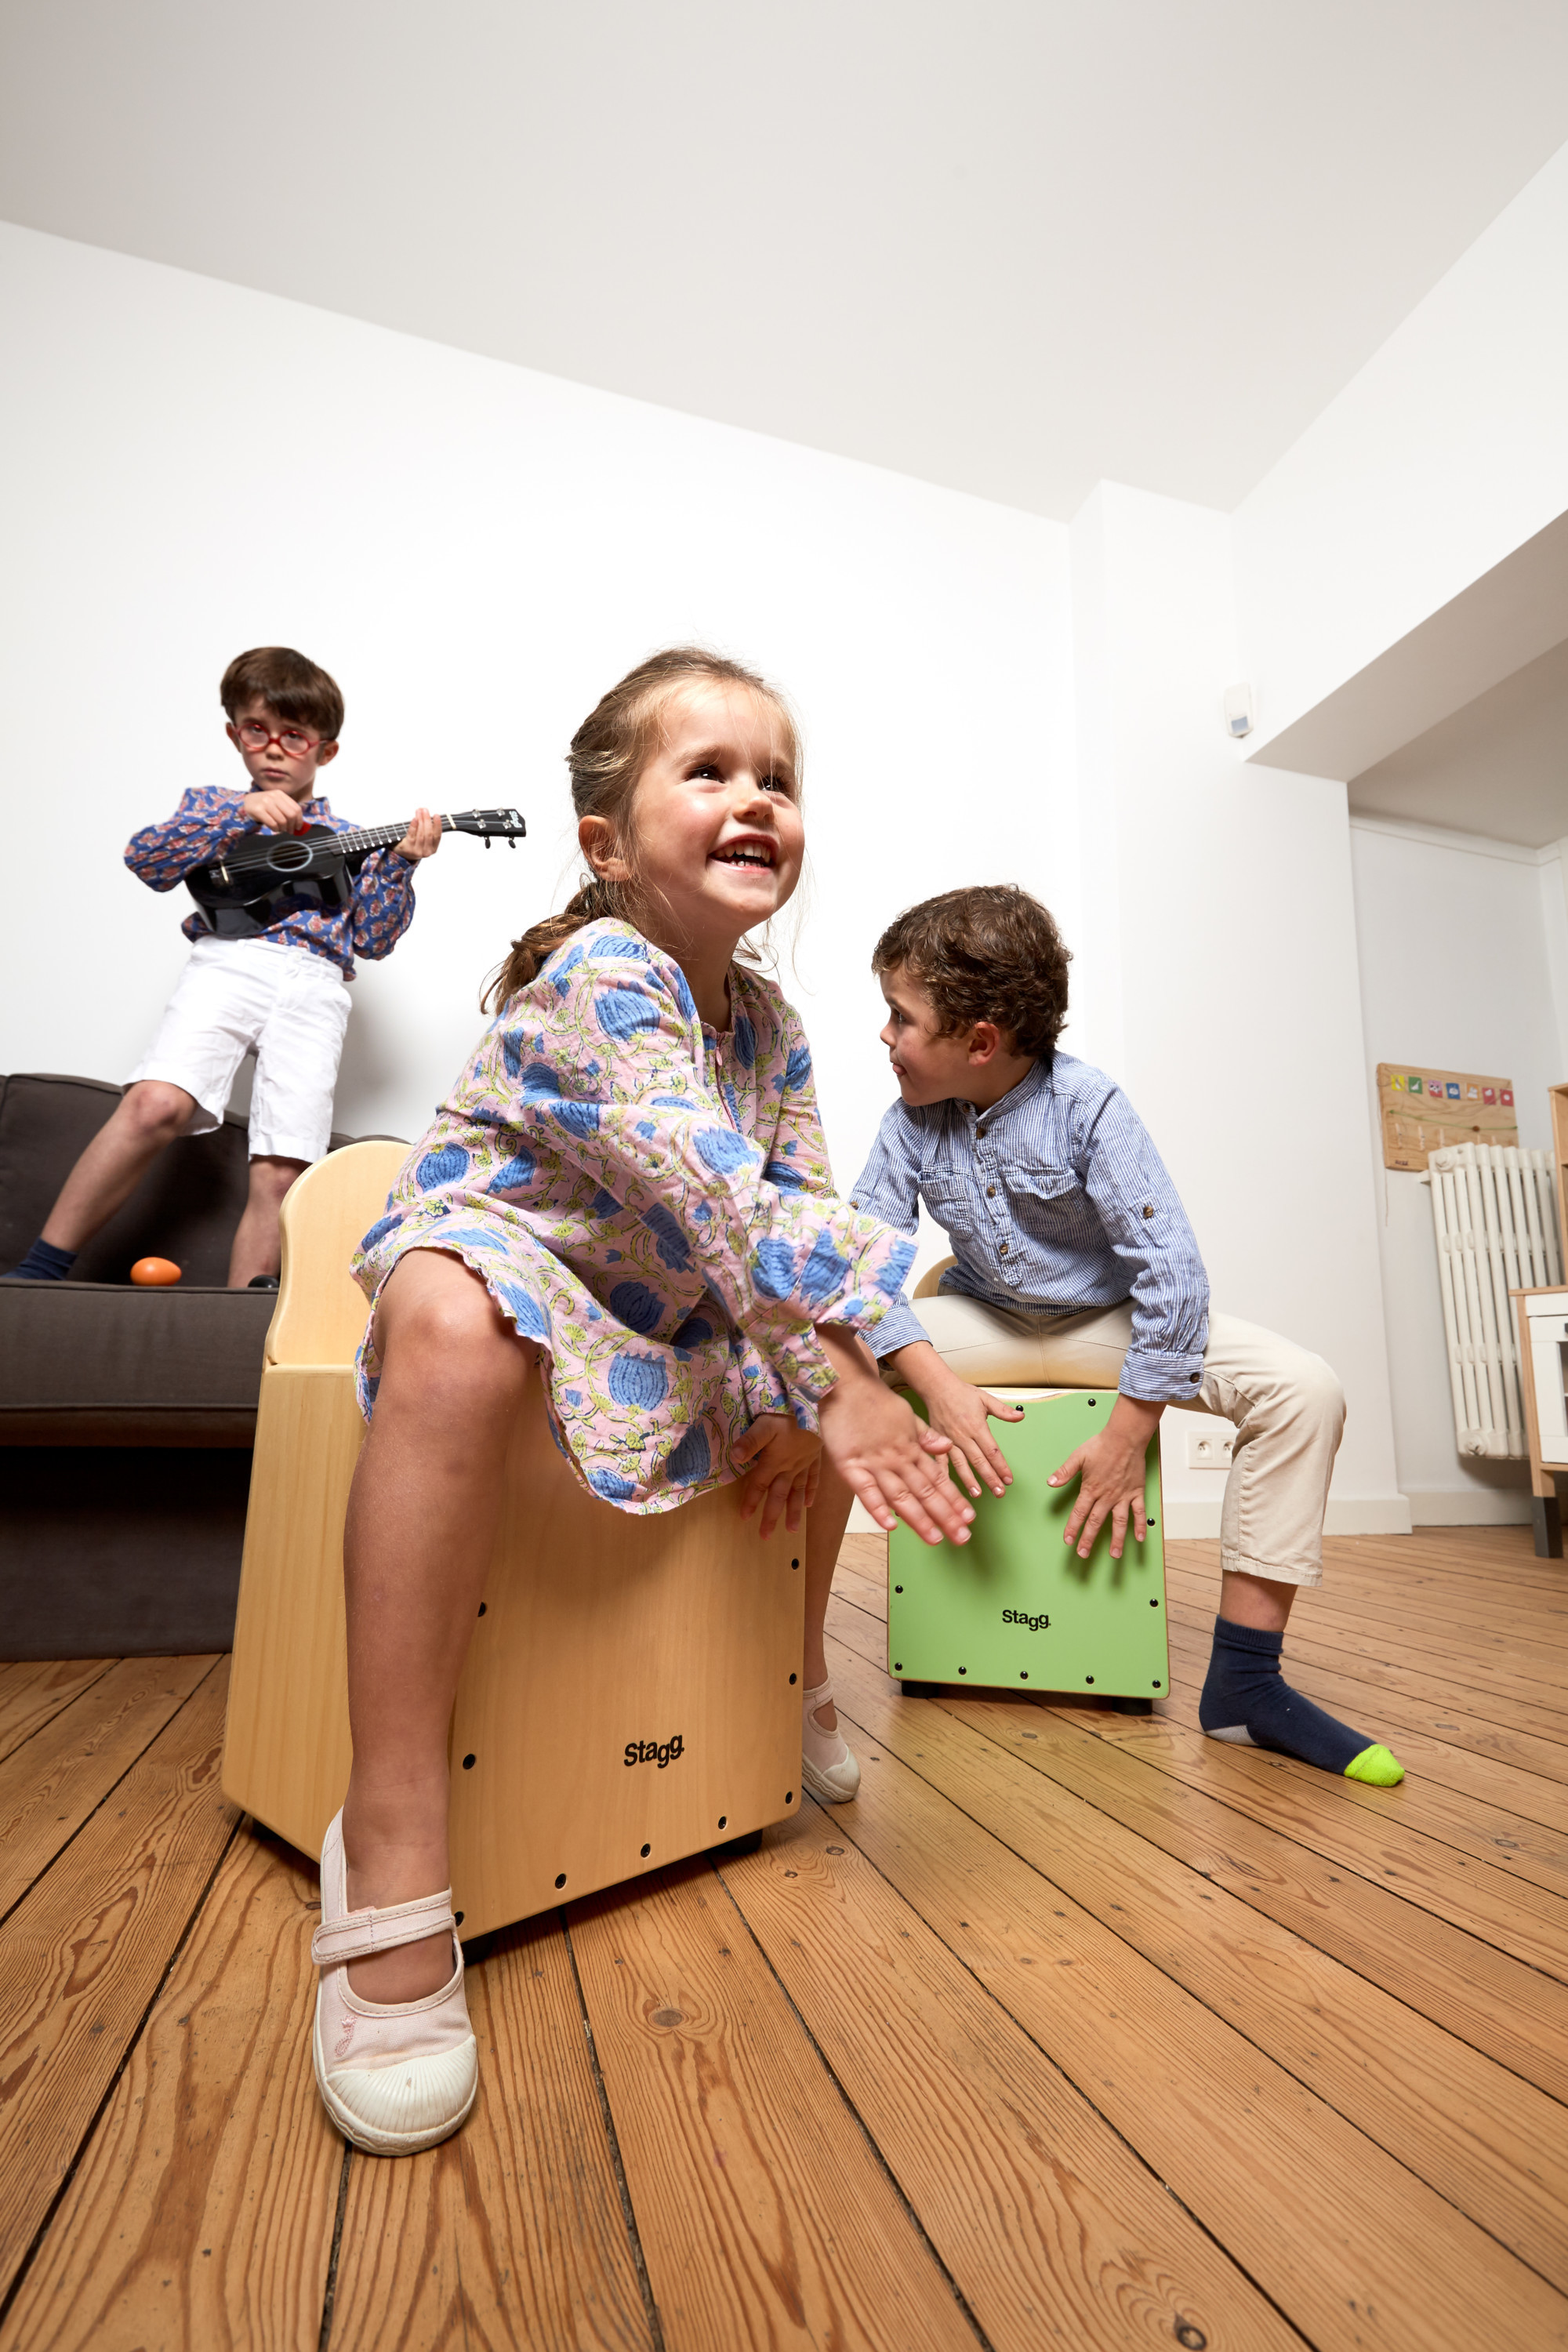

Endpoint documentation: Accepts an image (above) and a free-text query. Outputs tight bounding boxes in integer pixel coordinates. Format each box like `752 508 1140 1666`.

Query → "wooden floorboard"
1 1529 1565 2351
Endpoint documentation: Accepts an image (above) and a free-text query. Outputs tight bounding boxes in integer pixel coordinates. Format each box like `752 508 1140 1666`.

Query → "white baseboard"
847 1500 884 1536
1160 1496 1415 1540
1403 1489 1534 1527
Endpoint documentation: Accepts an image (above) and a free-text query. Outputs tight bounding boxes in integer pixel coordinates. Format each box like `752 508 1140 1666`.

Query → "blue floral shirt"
125 788 417 978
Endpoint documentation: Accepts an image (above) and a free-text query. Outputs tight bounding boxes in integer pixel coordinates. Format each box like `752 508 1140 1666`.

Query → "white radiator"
1423 1143 1560 1460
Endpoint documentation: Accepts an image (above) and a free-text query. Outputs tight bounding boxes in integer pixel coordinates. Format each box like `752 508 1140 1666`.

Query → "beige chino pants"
903 1297 1345 1588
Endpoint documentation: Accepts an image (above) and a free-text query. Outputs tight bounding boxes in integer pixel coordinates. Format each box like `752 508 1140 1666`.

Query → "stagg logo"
1003 1608 1051 1632
625 1734 685 1769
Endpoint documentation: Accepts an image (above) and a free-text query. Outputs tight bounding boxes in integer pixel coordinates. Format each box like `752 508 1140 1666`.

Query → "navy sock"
3 1237 76 1282
1198 1616 1402 1783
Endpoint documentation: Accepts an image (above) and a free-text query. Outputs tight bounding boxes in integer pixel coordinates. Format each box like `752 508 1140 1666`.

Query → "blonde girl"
311 648 973 2154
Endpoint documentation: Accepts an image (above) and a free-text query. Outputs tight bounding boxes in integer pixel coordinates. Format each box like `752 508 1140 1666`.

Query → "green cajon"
887 1388 1168 1709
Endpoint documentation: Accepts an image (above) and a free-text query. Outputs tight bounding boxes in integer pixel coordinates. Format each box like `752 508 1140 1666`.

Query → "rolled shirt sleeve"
1076 1089 1209 1399
350 847 418 962
846 1103 931 1359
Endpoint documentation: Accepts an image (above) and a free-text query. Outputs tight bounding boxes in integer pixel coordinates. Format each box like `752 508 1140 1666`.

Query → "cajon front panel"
887 1389 1168 1698
223 1365 805 1942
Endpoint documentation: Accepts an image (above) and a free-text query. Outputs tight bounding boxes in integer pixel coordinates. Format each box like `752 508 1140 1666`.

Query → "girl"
311 648 975 2155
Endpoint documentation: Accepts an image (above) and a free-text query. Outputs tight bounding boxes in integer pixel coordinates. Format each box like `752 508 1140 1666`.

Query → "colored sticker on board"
1410 1076 1424 1094
1446 1083 1461 1100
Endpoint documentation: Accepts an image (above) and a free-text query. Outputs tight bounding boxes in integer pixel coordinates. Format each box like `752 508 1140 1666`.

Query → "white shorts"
126 935 351 1162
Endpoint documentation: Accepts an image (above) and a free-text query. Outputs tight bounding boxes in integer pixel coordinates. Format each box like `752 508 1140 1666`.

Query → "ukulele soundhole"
267 838 314 873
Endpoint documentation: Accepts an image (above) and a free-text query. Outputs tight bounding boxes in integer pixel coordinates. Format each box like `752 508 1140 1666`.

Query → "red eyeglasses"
235 720 322 760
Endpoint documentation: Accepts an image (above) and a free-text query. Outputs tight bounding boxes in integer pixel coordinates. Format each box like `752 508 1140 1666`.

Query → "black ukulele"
184 808 527 938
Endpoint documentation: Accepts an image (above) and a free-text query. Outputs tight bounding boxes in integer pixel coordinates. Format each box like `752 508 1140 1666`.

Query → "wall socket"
1186 1426 1236 1471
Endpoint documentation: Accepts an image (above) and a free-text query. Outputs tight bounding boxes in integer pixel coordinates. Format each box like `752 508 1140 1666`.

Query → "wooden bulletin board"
1376 1064 1517 1172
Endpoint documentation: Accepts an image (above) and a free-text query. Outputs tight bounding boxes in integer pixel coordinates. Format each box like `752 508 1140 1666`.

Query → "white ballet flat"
310 1810 478 2155
800 1679 861 1803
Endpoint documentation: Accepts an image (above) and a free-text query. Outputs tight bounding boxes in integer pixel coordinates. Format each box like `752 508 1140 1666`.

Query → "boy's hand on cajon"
734 1414 821 1538
242 788 307 834
1050 1393 1163 1561
884 1342 1023 1499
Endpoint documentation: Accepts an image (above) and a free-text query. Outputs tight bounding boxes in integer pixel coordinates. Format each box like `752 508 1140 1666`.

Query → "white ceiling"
3 2 1568 520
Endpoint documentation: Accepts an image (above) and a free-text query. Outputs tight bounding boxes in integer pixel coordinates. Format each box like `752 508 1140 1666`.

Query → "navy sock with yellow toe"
1199 1616 1403 1785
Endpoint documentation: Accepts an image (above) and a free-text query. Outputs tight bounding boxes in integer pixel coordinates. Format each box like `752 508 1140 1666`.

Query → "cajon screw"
554 1873 567 1888
893 1661 902 1670
454 1911 464 1926
477 1602 487 1616
462 1753 476 1769
789 1672 797 1684
717 1815 728 1829
785 1791 794 1804
641 1842 651 1857
894 1584 903 1593
1085 1675 1094 1685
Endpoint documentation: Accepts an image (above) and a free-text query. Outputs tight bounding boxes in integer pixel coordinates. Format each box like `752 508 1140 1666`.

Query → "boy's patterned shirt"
124 788 416 978
352 918 916 1514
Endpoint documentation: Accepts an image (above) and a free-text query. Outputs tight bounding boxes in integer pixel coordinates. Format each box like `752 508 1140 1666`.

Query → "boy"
5 647 441 1290
804 882 1403 1799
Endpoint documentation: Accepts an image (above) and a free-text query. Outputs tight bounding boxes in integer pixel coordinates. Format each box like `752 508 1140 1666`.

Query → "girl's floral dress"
352 918 914 1512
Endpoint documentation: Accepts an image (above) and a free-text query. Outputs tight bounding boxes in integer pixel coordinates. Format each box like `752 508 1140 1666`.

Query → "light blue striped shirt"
849 1053 1210 1402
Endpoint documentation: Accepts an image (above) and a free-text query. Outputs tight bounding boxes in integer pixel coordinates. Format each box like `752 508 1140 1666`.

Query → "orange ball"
130 1257 183 1287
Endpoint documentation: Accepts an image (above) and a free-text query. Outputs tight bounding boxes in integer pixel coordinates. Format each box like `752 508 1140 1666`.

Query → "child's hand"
733 1414 820 1539
394 808 443 862
1049 1393 1163 1560
242 789 305 835
887 1345 1022 1499
816 1330 975 1548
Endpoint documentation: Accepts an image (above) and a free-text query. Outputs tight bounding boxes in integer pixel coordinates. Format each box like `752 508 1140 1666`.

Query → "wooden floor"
2 1527 1566 2352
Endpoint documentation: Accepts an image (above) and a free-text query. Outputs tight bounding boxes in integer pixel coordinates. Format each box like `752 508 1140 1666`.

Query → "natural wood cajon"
222 1142 805 1940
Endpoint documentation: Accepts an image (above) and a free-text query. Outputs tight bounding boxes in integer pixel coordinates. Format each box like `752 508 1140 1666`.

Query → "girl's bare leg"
339 1250 532 2002
803 1458 856 1732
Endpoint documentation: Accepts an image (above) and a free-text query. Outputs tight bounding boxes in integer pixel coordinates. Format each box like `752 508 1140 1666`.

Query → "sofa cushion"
0 1072 364 1287
0 1282 274 1445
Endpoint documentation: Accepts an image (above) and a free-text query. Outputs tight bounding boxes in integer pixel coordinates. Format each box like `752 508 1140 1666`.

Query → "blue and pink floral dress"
352 919 913 1513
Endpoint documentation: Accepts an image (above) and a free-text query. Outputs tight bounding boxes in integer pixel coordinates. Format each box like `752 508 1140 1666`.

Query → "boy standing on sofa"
4 647 441 1290
833 883 1403 1788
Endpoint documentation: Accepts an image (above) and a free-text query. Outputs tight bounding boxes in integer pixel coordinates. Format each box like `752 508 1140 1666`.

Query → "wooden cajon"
887 1259 1169 1708
222 1142 805 1940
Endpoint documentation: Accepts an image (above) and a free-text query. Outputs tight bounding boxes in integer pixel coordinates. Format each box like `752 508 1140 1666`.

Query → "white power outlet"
1187 1427 1235 1471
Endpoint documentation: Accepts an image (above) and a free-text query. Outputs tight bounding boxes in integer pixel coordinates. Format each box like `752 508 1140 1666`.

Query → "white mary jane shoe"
800 1679 861 1803
310 1809 479 2156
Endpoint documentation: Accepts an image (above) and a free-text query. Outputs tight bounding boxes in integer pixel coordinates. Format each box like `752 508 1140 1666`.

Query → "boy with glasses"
5 646 441 1289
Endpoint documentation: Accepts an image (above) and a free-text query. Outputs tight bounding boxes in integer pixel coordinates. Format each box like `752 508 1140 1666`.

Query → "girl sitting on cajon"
311 649 973 2156
816 884 1403 1800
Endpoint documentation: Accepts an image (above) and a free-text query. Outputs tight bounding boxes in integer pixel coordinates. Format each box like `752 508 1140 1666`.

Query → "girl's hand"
733 1414 821 1539
815 1328 975 1547
394 808 443 861
884 1341 1023 1499
1049 1393 1163 1560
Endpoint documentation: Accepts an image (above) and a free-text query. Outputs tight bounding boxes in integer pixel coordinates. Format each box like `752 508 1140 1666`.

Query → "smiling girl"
311 648 973 2155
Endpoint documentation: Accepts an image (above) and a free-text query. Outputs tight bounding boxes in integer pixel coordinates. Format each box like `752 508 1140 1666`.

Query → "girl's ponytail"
482 647 800 1014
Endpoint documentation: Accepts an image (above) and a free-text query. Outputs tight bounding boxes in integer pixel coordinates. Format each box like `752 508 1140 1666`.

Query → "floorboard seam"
0 1799 244 2329
0 1654 227 1935
833 1696 1568 2300
561 1907 666 2352
316 2140 354 2352
710 1837 1000 2352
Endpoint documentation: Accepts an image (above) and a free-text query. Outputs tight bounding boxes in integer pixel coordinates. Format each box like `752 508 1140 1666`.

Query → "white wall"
1070 484 1406 1536
1236 143 1568 753
0 222 1068 1254
1348 815 1568 1522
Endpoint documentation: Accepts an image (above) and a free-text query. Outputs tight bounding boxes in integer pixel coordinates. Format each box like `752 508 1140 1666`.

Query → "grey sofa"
0 1072 394 1657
